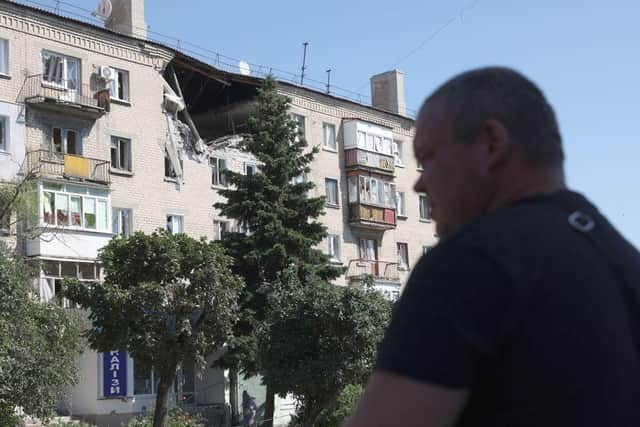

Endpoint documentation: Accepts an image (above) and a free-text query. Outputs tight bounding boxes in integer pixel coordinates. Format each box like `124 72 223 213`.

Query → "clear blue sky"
33 0 640 246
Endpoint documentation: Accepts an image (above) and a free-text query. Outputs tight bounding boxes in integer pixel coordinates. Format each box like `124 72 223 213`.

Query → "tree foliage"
65 230 243 427
257 270 391 427
0 242 83 422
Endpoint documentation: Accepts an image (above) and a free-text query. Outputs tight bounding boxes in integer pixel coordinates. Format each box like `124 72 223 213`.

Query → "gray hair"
426 67 564 166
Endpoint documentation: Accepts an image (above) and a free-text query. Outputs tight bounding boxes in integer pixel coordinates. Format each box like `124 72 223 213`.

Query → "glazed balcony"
344 148 395 176
24 150 110 186
349 203 396 230
18 74 107 120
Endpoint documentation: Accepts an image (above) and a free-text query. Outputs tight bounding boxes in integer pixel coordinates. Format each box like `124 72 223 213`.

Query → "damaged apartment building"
0 0 436 425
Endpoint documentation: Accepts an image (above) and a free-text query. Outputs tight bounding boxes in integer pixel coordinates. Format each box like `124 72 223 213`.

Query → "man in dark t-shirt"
345 67 640 427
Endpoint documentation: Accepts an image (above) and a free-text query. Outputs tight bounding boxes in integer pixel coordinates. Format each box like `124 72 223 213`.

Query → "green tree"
257 272 391 427
0 242 83 423
214 76 343 425
65 230 244 427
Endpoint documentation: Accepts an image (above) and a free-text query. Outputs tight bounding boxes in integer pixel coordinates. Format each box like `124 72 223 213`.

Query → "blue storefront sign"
103 351 127 397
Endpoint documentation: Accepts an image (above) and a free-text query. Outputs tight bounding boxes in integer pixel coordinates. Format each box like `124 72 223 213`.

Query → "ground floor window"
39 259 100 307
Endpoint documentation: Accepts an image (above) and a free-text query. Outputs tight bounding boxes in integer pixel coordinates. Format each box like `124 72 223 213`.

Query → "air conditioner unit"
99 65 116 81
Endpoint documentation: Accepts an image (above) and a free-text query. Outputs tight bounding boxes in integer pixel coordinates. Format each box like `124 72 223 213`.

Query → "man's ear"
475 118 511 171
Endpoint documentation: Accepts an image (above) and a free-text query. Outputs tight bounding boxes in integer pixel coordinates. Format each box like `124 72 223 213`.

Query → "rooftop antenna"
300 42 309 86
326 69 332 94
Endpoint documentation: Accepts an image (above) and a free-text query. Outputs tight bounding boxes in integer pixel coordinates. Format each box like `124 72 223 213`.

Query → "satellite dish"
238 60 251 76
92 0 112 20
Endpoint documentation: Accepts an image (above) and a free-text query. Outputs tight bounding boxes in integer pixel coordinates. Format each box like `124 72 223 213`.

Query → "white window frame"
109 68 130 102
393 140 404 167
322 122 337 151
42 50 80 90
210 157 227 187
0 38 8 76
110 136 132 172
292 114 306 143
166 214 184 234
327 234 341 262
40 260 99 307
419 194 430 221
112 207 132 238
397 242 409 270
244 162 257 176
52 127 81 156
0 115 8 152
41 183 110 233
354 175 396 208
213 220 228 241
396 191 406 217
325 178 339 207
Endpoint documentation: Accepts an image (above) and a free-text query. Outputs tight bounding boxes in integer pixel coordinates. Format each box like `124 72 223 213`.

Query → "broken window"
164 148 183 179
210 157 227 187
42 50 79 90
111 136 132 171
51 128 81 156
109 68 130 102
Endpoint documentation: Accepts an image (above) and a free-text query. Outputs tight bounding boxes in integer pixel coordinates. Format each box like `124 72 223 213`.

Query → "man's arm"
344 371 468 427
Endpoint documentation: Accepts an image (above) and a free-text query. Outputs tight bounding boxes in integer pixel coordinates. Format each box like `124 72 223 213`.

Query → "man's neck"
486 167 567 213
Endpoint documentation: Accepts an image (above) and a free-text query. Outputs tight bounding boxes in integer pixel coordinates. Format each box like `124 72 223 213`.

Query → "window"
244 163 257 176
0 38 8 75
0 209 10 234
52 127 81 155
42 51 79 90
419 195 430 221
0 116 7 151
423 245 432 255
328 234 340 262
292 114 306 142
396 191 406 217
166 214 183 234
134 360 154 395
42 183 109 231
393 141 403 166
397 243 409 269
322 123 336 150
238 221 251 235
39 260 98 307
213 220 228 241
165 149 183 179
291 173 305 185
112 208 132 237
210 157 227 187
352 175 396 208
359 238 378 261
110 136 131 171
325 178 339 206
109 68 130 101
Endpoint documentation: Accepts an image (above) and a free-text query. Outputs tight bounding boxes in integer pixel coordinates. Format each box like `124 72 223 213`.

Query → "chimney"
105 0 147 39
370 70 407 116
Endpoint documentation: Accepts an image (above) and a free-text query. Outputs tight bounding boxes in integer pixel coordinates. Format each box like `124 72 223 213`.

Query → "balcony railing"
346 259 399 282
349 203 396 230
17 74 107 119
24 150 110 185
345 148 395 175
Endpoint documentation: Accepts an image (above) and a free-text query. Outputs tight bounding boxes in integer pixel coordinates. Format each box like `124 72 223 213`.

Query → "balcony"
24 150 110 185
349 203 396 230
345 148 395 175
346 259 399 282
18 74 107 120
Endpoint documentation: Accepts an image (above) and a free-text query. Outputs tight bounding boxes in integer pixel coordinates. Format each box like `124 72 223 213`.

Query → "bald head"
425 66 564 167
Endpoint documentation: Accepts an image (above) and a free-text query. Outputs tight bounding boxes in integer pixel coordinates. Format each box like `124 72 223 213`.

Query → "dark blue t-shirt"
376 191 640 426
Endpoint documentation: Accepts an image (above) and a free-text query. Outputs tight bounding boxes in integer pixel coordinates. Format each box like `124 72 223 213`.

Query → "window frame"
41 50 80 90
213 220 229 241
393 140 404 167
419 194 430 221
109 68 130 102
112 207 132 238
52 127 81 156
397 242 409 270
210 157 228 187
327 234 341 262
0 115 8 152
396 191 407 217
291 114 306 143
0 38 8 76
324 177 339 207
244 162 257 176
110 136 132 172
166 214 184 234
322 122 337 151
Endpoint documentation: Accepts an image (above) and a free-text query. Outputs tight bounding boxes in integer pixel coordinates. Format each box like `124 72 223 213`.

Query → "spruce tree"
215 76 343 426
